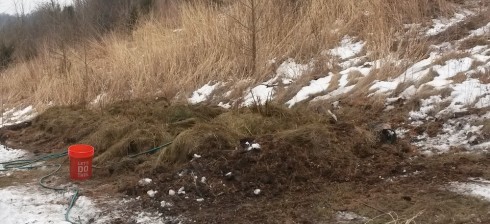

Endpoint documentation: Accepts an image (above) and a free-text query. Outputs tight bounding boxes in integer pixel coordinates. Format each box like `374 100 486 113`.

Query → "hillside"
0 0 490 223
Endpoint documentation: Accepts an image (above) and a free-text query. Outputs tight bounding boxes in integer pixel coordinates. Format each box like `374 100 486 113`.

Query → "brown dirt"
1 99 489 223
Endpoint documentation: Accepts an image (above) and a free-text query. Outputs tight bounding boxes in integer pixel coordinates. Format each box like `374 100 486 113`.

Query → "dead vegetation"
0 0 464 106
1 98 489 223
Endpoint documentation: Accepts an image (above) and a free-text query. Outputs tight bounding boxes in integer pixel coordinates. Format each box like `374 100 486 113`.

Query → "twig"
361 202 388 214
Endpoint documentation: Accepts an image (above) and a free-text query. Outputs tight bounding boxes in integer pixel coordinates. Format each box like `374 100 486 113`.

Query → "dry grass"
0 0 460 106
432 51 471 65
460 36 490 50
470 68 490 84
415 69 438 87
449 72 468 83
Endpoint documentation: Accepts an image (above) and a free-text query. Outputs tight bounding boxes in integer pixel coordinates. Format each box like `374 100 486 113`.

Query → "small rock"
160 200 173 208
251 143 261 150
138 178 152 186
201 177 206 183
169 189 176 196
178 187 185 195
254 189 261 195
196 198 204 202
225 172 234 180
147 190 158 198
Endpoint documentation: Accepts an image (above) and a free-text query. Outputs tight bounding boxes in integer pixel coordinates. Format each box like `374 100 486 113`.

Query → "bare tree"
226 0 264 77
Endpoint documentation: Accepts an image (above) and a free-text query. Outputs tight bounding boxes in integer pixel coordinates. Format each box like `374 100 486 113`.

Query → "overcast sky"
0 0 73 15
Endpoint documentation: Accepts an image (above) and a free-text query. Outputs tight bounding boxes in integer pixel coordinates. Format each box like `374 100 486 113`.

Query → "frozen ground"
0 186 99 224
449 178 490 202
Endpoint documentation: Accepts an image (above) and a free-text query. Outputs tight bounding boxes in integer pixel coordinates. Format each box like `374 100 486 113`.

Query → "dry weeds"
0 0 461 106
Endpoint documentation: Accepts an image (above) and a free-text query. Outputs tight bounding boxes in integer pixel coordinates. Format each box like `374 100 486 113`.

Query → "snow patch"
426 12 470 36
242 84 274 107
469 22 490 37
328 36 365 60
275 59 311 84
413 115 485 153
0 145 26 164
449 179 490 202
286 74 333 107
438 79 490 114
0 106 36 128
0 186 100 224
188 82 220 104
432 57 473 80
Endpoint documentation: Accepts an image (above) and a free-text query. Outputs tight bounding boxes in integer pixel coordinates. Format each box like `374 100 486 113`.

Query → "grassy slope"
0 0 470 106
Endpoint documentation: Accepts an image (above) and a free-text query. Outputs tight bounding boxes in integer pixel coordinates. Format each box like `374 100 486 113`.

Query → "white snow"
413 114 485 152
449 179 490 202
0 186 100 224
441 79 490 113
400 85 417 99
275 59 311 84
286 74 333 107
254 189 261 195
188 82 220 104
468 22 490 37
398 52 439 82
370 80 399 94
426 12 470 36
408 95 445 121
475 95 490 108
193 154 202 158
245 142 261 151
0 106 36 128
328 36 365 60
433 57 473 80
0 145 27 169
218 102 231 109
242 84 275 107
196 198 204 202
241 59 312 107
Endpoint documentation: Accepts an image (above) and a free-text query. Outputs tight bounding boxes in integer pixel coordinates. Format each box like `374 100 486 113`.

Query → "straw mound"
157 123 240 164
0 101 225 164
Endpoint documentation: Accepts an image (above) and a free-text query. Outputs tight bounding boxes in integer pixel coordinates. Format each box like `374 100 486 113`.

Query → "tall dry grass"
0 0 460 106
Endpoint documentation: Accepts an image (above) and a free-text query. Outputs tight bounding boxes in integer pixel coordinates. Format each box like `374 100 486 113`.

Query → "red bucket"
68 144 94 181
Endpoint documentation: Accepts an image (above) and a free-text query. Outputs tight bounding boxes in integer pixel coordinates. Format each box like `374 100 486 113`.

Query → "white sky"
0 0 73 15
